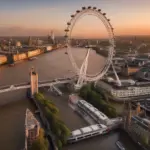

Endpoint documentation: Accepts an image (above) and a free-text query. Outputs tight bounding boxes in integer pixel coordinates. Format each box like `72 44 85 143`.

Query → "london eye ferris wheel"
64 6 115 89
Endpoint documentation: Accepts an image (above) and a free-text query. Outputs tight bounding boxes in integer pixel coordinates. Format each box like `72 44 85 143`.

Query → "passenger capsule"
67 22 71 25
103 13 106 15
93 7 97 9
88 6 91 9
82 7 86 10
71 15 75 18
76 10 80 13
65 29 69 32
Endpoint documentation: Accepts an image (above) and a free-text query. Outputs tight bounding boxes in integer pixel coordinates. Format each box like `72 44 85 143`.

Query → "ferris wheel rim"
65 7 115 82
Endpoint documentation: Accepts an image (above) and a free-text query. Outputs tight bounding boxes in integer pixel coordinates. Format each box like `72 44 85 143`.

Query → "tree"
30 128 49 150
47 103 59 114
35 92 70 148
56 140 62 150
57 120 70 144
35 93 44 100
79 84 118 118
30 138 48 150
39 128 45 138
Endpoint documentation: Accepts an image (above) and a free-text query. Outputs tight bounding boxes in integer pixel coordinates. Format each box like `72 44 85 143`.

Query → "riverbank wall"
0 45 65 65
0 55 7 65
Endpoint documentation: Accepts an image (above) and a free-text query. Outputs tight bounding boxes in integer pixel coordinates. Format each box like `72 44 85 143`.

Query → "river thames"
0 48 140 150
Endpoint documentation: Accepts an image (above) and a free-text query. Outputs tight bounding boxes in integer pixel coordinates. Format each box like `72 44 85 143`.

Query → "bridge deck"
0 76 77 94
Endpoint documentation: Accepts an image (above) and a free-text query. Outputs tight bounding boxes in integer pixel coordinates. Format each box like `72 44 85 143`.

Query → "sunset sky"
0 0 150 38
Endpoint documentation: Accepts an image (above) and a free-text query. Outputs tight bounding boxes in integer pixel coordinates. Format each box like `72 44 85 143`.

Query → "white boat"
67 124 108 143
28 57 38 61
9 63 15 67
116 141 125 150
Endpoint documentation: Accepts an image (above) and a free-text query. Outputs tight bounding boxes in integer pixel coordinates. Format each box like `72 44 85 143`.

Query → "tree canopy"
35 93 70 150
30 128 49 150
79 84 117 118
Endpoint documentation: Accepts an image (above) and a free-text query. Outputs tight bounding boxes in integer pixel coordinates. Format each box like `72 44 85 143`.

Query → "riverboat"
67 124 108 143
9 63 15 67
28 57 38 61
77 100 110 125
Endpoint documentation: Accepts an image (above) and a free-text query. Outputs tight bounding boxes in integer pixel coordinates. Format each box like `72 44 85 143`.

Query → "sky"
0 0 150 38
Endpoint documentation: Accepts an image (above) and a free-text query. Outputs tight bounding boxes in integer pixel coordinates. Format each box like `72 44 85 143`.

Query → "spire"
47 30 55 44
28 36 32 46
35 38 39 47
51 30 55 44
48 32 51 42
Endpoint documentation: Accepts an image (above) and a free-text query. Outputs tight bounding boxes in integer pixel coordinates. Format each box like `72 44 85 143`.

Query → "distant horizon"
1 35 150 38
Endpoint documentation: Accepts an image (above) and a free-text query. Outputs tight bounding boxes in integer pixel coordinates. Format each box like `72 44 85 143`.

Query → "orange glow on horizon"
1 3 150 37
115 27 150 36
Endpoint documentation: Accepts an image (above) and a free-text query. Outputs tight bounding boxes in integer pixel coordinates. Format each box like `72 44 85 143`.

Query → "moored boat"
28 57 38 61
67 124 108 143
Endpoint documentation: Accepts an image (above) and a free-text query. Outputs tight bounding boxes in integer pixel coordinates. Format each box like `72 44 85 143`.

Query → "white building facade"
97 81 150 99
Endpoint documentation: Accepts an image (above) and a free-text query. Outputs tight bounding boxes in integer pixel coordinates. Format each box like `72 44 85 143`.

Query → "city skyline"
0 0 150 37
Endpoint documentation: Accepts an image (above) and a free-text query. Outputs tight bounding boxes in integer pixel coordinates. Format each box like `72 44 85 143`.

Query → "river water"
0 48 140 150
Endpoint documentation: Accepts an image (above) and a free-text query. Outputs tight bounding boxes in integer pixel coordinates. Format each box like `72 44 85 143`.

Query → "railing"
0 76 77 94
51 85 63 96
0 85 12 90
15 82 30 87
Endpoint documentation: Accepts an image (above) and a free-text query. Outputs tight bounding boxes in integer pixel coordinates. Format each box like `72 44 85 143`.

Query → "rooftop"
72 129 81 136
132 116 150 131
113 57 125 60
0 55 6 57
127 58 150 67
25 108 40 130
98 78 150 90
78 100 109 120
81 127 93 133
71 124 107 137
